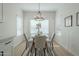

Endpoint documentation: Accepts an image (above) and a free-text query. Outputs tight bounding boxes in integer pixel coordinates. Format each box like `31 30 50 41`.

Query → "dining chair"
51 33 55 50
23 34 30 56
24 34 29 49
34 36 47 56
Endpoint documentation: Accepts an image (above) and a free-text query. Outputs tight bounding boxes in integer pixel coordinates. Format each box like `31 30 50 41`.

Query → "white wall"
0 3 23 42
55 4 79 55
23 11 56 39
0 3 2 21
0 3 24 55
0 3 16 40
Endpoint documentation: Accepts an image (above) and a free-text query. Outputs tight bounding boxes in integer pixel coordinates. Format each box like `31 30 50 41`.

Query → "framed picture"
64 15 72 27
76 12 79 26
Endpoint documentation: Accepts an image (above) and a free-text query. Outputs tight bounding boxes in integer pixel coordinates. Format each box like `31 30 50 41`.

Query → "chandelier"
34 3 45 21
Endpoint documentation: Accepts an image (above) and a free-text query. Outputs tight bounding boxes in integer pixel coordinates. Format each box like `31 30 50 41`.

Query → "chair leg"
43 48 45 56
35 48 37 56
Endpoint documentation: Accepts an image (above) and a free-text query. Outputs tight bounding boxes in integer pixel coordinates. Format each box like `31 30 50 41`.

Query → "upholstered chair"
34 36 47 56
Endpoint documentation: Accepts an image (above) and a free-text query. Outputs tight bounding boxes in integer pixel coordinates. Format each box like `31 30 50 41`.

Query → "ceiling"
15 3 64 11
15 3 67 11
5 3 79 11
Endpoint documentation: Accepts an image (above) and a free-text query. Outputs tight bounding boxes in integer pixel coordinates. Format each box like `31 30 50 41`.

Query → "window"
16 16 23 36
30 20 49 37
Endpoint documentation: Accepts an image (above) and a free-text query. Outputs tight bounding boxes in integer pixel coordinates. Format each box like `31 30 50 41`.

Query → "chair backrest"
24 34 29 48
34 36 47 50
51 33 55 42
50 33 55 48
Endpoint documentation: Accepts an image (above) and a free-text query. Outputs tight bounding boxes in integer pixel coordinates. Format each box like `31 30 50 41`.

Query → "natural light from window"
30 19 49 37
17 16 23 36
